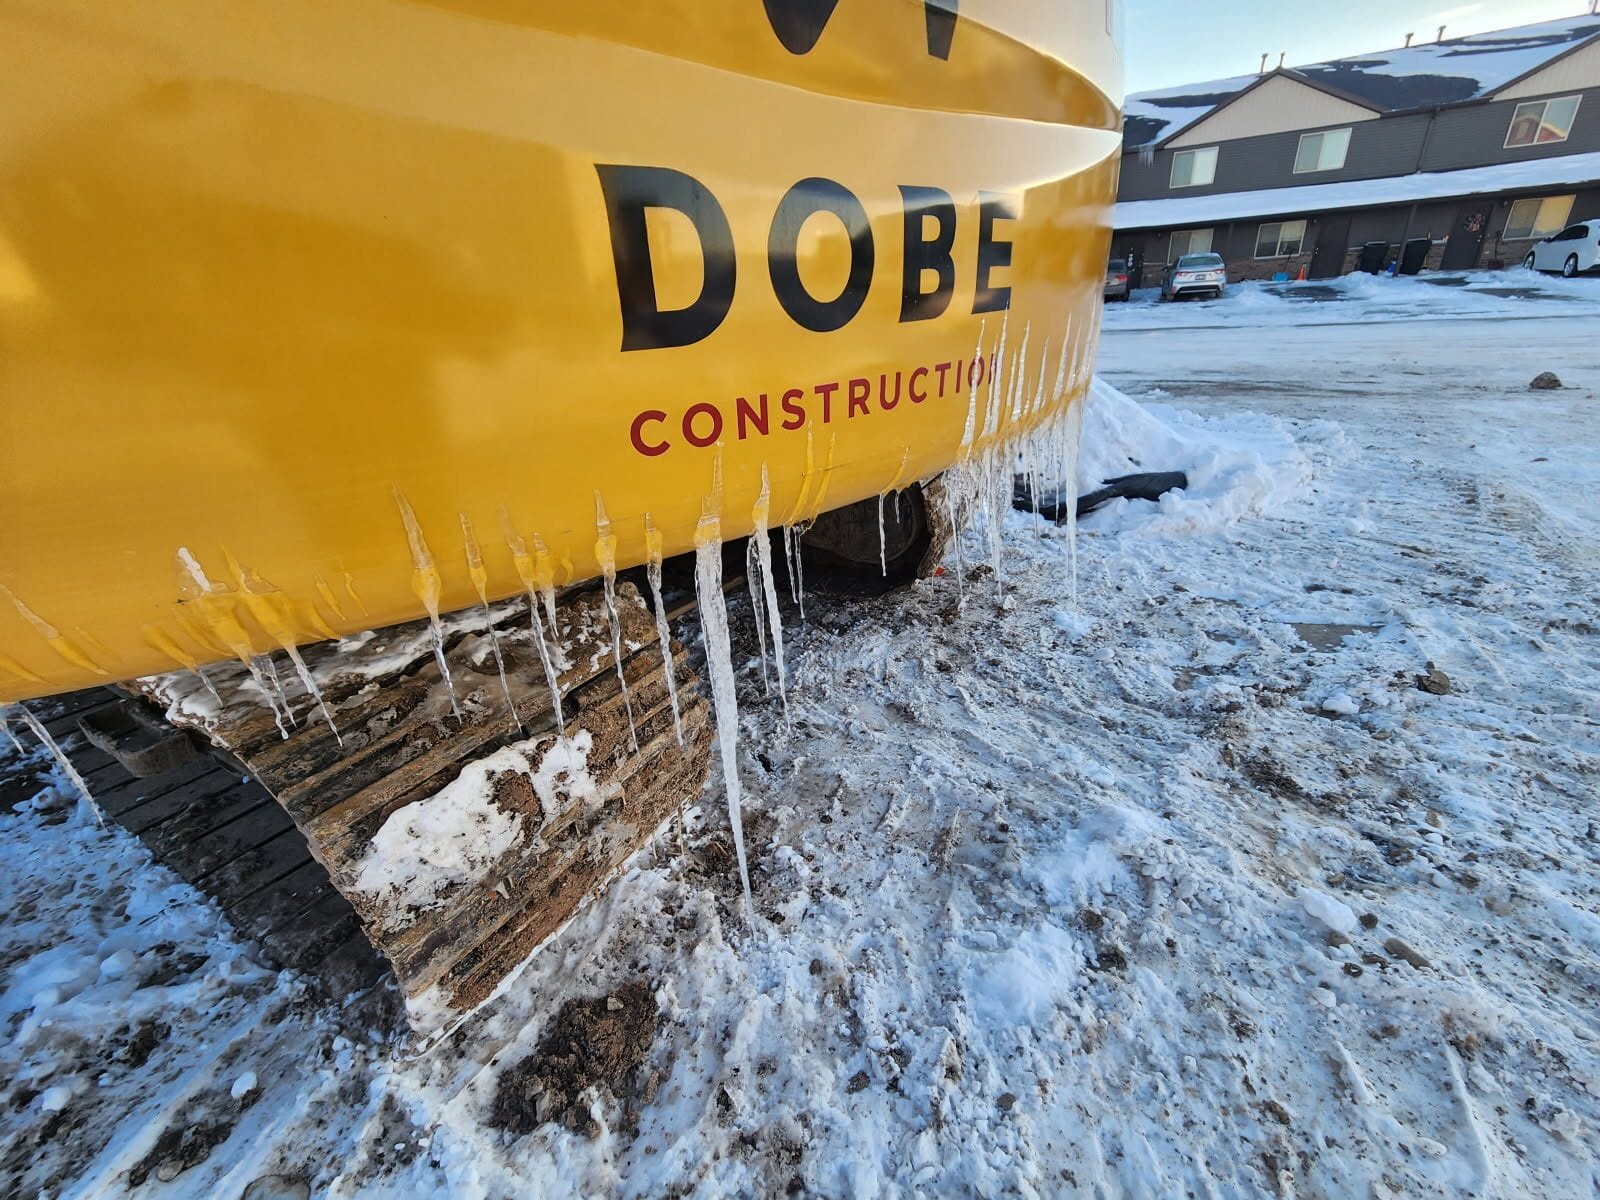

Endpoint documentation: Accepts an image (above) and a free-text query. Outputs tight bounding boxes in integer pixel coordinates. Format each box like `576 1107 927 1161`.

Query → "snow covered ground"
3 282 1600 1198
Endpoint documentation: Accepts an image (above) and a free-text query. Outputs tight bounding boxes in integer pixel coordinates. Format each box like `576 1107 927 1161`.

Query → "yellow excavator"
0 0 1122 1021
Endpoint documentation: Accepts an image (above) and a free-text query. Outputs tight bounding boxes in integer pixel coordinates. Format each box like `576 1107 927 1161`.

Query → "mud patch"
127 1117 235 1186
488 980 660 1138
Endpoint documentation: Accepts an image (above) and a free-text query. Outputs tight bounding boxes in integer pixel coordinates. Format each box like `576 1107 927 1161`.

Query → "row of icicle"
1 307 1098 931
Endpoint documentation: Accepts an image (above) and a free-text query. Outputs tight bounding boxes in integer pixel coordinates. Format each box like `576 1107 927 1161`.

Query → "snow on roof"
1294 15 1600 111
1114 148 1600 230
1122 73 1260 151
1123 15 1600 151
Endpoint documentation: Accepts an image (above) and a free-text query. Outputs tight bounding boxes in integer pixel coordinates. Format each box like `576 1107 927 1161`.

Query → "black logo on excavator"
762 0 959 59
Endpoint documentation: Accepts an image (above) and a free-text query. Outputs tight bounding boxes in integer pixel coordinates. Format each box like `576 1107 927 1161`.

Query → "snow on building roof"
1293 15 1600 112
1114 148 1600 230
1123 15 1600 151
1122 74 1260 151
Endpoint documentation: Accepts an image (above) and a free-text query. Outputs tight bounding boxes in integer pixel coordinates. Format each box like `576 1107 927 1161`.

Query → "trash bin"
1357 241 1390 274
1399 238 1431 275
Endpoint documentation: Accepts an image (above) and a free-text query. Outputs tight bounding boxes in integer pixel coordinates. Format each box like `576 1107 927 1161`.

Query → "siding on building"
1421 87 1600 171
1168 75 1377 148
1120 113 1433 202
1121 86 1600 203
1498 38 1600 100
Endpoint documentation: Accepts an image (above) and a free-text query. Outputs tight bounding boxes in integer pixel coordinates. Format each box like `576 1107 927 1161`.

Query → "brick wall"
1224 251 1314 283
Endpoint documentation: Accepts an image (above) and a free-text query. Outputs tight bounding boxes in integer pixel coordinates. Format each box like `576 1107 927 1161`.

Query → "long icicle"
0 710 24 754
751 466 789 721
395 492 462 723
695 465 755 927
745 539 771 695
594 494 639 755
13 705 101 826
175 548 289 737
644 515 685 748
503 517 565 731
461 514 521 732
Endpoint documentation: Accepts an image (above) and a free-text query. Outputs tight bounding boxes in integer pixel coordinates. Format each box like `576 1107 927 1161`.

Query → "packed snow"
2 281 1599 1197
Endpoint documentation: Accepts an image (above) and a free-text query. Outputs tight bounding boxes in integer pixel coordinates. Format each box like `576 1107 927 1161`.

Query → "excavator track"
30 583 712 1028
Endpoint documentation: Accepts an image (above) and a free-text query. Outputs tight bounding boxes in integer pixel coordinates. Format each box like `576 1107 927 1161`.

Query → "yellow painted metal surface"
0 0 1123 701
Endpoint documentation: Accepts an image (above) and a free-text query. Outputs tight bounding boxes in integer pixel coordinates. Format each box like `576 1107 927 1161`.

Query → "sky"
1124 0 1592 92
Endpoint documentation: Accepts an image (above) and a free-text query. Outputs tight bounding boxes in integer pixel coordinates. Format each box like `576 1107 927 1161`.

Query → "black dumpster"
1357 241 1390 274
1399 238 1431 276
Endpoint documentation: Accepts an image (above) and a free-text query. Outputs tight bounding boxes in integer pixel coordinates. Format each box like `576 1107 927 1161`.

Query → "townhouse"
1112 15 1600 285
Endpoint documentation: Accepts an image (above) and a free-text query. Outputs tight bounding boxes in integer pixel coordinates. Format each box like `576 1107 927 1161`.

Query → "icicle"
279 644 339 743
784 522 808 623
1064 384 1088 609
0 711 23 755
643 515 685 748
395 492 462 722
694 468 756 927
531 535 570 672
224 554 341 746
750 467 788 720
461 514 521 732
13 705 101 826
177 549 291 738
503 519 565 731
594 494 639 755
528 601 565 731
744 538 771 695
876 492 888 577
193 664 224 710
256 654 299 734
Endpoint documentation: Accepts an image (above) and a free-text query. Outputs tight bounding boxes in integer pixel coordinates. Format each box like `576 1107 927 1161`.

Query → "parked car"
1104 259 1131 302
1522 222 1600 277
1162 253 1227 300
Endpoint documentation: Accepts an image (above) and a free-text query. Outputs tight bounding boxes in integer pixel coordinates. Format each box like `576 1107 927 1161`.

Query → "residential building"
1112 15 1600 285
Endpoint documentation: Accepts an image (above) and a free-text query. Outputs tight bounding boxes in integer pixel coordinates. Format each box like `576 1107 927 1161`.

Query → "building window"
1170 146 1218 188
1504 195 1576 240
1294 128 1351 173
1168 229 1214 259
1255 220 1307 258
1506 96 1581 148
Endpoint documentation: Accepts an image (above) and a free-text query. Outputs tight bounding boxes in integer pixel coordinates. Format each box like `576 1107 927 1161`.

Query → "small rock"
606 996 624 1012
809 959 824 976
1342 962 1363 978
997 1092 1017 1111
1384 937 1431 970
1326 931 1352 948
1312 987 1337 1008
1415 664 1452 696
846 1070 870 1094
230 1071 258 1101
1529 372 1562 391
1359 913 1378 930
242 1176 311 1200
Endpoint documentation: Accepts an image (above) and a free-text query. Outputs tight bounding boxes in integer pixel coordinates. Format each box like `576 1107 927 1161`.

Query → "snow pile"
1075 377 1312 535
352 731 604 926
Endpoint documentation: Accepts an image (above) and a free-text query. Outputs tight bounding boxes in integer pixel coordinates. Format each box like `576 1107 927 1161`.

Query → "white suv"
1523 222 1599 277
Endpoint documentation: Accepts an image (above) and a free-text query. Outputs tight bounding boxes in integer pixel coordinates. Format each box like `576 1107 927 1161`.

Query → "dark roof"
1124 15 1600 151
